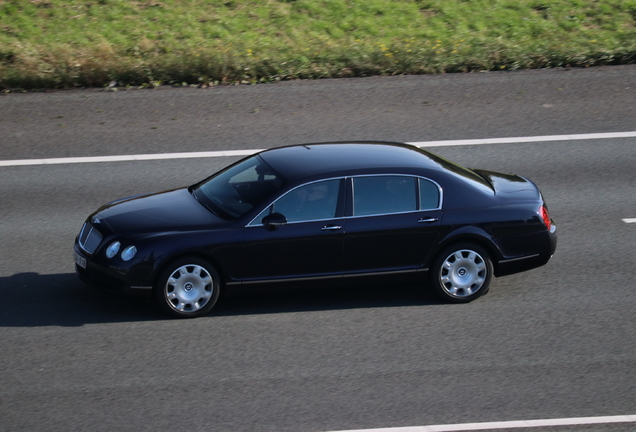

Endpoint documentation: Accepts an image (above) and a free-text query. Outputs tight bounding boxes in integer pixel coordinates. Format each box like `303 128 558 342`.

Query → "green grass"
1 0 636 89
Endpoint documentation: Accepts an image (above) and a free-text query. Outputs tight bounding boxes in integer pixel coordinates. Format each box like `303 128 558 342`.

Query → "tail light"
539 205 551 230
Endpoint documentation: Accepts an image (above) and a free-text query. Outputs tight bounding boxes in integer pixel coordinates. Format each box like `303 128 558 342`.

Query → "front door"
234 179 345 282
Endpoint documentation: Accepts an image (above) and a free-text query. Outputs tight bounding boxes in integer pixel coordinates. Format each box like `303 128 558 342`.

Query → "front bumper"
74 244 154 297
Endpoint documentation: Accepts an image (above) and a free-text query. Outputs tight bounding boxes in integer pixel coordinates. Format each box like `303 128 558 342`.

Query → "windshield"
192 155 286 219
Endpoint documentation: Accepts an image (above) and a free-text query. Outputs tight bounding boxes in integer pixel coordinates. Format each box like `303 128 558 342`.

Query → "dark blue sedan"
74 142 557 317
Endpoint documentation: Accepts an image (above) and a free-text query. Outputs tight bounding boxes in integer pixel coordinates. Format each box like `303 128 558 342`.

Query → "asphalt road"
1 65 636 432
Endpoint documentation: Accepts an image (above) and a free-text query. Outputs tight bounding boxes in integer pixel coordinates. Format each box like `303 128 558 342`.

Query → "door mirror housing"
262 212 287 230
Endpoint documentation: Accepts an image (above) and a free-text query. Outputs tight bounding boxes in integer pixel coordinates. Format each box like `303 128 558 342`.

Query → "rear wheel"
154 257 220 318
431 243 493 303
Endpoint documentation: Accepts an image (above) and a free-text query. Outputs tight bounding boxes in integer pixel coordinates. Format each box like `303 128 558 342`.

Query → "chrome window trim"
245 174 443 227
344 208 437 219
255 216 345 226
417 176 444 211
245 177 345 227
350 174 443 217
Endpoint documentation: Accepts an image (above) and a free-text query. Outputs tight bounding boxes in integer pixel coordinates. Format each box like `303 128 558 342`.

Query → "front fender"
137 229 241 284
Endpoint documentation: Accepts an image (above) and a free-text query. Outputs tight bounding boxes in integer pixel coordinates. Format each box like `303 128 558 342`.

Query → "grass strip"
1 0 636 90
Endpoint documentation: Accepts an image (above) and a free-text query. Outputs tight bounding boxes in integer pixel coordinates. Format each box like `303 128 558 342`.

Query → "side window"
353 176 417 216
251 179 340 225
419 178 441 210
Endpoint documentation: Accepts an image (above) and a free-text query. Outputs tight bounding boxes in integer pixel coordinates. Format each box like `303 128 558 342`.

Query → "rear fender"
429 226 505 274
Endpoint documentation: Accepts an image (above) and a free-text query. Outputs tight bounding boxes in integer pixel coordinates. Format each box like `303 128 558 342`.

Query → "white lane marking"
623 218 636 223
0 149 263 167
1 131 636 167
327 414 636 432
408 131 636 147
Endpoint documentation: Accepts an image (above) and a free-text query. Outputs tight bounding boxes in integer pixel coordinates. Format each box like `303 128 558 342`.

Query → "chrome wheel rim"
165 264 214 313
439 249 487 298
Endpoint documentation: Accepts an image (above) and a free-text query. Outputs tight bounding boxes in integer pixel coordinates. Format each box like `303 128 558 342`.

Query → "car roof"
257 142 446 181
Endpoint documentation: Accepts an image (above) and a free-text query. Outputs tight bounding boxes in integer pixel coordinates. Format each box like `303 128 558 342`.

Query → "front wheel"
430 243 493 303
154 257 221 318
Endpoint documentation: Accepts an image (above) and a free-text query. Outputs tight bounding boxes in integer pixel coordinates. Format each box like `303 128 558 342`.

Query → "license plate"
74 251 87 269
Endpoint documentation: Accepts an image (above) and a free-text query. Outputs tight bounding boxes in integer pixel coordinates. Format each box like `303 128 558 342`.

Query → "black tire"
154 257 221 318
430 243 493 303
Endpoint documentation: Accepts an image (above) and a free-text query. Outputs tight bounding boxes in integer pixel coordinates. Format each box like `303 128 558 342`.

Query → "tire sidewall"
154 257 221 318
430 243 493 303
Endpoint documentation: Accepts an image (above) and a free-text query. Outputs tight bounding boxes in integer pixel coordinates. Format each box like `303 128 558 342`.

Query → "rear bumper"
496 222 557 277
549 220 558 255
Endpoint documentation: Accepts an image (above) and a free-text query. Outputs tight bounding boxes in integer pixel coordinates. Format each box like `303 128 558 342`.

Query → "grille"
78 222 103 254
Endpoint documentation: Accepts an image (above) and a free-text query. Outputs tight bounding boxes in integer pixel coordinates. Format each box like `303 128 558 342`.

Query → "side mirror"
262 212 287 230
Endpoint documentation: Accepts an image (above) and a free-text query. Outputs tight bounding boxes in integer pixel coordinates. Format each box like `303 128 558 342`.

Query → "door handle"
418 217 439 223
321 225 342 231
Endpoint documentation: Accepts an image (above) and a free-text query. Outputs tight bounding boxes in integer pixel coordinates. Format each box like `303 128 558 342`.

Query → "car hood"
92 188 228 233
472 169 540 200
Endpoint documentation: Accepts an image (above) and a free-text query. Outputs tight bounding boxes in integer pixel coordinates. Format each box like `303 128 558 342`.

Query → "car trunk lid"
471 169 540 200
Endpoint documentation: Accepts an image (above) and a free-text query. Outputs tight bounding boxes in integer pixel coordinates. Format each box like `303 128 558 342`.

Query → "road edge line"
326 414 636 432
2 130 636 167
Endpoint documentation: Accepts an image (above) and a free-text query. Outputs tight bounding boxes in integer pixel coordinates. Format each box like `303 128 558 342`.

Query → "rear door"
343 175 442 275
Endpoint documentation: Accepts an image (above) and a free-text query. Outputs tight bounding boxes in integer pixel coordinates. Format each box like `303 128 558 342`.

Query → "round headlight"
105 241 121 259
121 245 137 262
